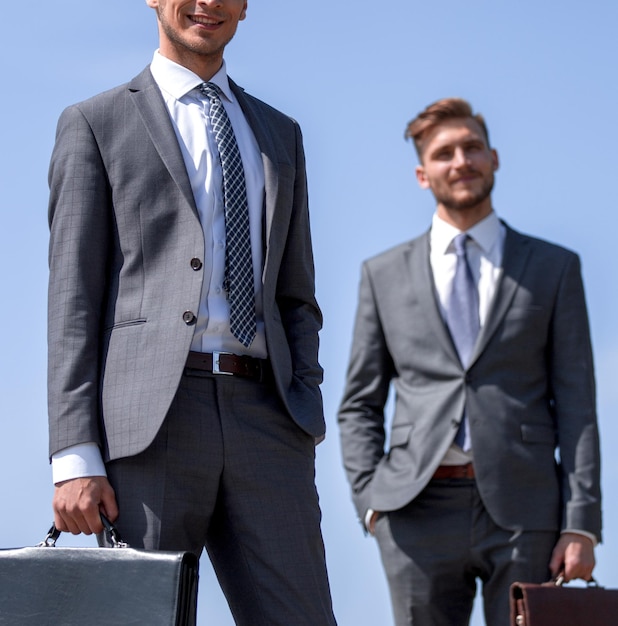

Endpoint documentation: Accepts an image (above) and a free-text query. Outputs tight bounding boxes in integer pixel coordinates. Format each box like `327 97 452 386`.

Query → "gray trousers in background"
374 478 557 626
103 369 337 626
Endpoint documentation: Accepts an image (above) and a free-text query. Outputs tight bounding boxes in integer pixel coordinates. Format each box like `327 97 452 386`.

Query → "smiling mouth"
452 172 480 184
190 15 223 26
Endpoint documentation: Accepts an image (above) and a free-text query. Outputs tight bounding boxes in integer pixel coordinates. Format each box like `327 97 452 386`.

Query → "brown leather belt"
432 463 475 480
185 351 270 382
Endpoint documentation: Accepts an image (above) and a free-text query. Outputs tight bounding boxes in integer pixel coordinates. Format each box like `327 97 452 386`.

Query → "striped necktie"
199 82 256 347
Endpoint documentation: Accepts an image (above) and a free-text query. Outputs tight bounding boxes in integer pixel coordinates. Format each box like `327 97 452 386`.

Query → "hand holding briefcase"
0 516 199 626
510 575 618 626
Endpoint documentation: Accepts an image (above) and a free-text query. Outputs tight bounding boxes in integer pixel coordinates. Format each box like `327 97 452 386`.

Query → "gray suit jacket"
48 67 324 461
338 225 601 539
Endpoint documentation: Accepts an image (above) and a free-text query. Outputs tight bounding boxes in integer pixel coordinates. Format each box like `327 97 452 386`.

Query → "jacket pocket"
388 424 413 450
105 318 147 331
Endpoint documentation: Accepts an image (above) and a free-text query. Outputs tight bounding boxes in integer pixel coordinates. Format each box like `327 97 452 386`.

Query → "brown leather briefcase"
510 577 618 626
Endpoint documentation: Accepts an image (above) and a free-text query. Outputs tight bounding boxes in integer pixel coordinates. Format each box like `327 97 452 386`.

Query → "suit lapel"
127 68 198 216
407 233 460 362
230 80 280 261
470 224 532 363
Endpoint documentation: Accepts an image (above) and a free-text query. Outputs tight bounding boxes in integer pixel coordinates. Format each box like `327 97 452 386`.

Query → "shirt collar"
431 210 502 256
149 50 236 103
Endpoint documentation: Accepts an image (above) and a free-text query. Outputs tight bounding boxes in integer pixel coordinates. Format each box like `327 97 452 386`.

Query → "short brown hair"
404 98 490 160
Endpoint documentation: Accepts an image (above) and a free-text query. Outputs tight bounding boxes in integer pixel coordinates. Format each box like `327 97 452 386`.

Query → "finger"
54 507 88 535
99 482 119 523
52 478 105 535
53 491 82 534
564 561 594 583
82 505 105 535
368 511 380 535
548 551 564 578
563 550 595 582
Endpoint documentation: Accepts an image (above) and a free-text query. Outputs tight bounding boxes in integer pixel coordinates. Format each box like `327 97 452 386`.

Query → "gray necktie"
445 233 480 449
200 82 256 347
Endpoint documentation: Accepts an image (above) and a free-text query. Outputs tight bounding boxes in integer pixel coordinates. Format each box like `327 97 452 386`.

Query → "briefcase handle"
38 514 128 549
552 572 600 588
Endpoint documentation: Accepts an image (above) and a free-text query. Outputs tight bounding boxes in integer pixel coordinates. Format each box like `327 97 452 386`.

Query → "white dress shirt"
52 52 266 483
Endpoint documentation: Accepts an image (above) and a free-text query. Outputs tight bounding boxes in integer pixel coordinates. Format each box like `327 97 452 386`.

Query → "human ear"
415 165 430 189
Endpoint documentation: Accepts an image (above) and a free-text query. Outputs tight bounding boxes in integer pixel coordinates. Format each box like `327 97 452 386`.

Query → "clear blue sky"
1 2 616 624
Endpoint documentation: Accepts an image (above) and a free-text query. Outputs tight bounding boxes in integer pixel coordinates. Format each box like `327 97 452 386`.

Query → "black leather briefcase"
0 517 199 625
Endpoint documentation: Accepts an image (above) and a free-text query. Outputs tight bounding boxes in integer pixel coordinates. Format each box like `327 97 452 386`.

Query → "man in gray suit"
338 98 601 626
47 1 336 624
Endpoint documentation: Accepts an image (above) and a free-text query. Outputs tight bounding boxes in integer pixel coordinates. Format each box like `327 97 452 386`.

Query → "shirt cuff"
51 443 107 485
561 528 598 547
364 508 375 532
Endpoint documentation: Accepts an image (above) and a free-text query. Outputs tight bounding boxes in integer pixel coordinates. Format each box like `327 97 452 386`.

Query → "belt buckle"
212 351 233 375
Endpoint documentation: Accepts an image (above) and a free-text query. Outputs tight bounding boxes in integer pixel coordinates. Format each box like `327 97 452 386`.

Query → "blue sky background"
1 2 617 624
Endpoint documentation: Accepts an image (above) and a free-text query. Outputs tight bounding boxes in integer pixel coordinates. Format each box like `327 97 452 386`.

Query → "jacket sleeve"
268 121 325 438
47 104 111 458
547 253 602 540
337 262 395 519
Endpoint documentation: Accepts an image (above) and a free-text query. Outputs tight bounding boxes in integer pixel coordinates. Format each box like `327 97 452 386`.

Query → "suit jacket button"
183 311 196 325
190 258 203 271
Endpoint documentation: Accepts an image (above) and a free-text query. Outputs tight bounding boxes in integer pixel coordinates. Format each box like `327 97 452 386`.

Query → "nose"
452 147 470 167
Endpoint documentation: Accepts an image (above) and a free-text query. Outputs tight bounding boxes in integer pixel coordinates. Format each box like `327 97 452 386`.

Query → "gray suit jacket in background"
338 224 602 539
48 67 324 462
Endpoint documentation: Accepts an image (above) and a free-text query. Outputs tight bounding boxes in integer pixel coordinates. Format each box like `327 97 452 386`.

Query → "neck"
436 202 493 231
158 45 224 82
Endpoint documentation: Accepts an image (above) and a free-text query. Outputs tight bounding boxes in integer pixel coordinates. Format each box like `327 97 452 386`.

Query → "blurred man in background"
338 97 601 626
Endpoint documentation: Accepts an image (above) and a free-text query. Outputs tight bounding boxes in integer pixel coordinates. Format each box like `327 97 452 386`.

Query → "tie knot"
199 82 220 100
453 233 470 256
